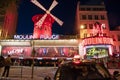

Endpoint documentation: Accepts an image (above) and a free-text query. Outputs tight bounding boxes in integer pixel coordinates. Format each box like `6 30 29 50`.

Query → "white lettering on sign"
14 34 59 40
83 37 114 46
8 49 24 55
14 35 33 39
40 34 59 40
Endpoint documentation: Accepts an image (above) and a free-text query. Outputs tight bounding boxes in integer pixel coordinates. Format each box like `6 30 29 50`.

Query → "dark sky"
17 0 120 35
104 0 120 30
17 0 77 35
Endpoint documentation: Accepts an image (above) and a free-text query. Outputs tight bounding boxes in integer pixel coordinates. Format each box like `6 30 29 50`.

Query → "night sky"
17 0 77 35
104 0 120 30
16 0 120 35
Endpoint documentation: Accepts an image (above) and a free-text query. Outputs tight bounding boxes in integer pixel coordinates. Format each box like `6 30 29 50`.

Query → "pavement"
0 66 57 80
0 66 120 80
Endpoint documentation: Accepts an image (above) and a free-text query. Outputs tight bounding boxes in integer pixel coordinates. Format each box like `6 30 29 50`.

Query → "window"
88 15 92 20
82 15 87 20
86 8 91 11
94 15 99 20
84 33 87 38
89 24 93 29
101 15 105 20
80 8 85 11
103 33 107 36
90 33 93 37
99 8 105 11
93 8 98 11
117 35 120 41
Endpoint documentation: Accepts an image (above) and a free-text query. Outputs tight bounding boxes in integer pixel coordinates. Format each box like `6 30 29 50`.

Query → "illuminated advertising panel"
1 46 78 58
82 37 114 46
86 46 109 59
34 47 79 57
1 46 32 58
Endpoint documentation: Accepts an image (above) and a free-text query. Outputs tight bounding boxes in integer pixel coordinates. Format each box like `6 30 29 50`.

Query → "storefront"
79 36 114 66
0 39 79 66
0 36 114 66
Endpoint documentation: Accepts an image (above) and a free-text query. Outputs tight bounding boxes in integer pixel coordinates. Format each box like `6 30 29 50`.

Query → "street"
0 66 120 80
1 66 57 80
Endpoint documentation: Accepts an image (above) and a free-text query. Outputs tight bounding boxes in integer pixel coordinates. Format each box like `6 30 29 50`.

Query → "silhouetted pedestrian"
2 55 12 78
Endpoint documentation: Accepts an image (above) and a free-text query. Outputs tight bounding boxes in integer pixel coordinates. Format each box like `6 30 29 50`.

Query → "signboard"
82 37 113 46
86 47 109 59
1 46 79 58
34 47 79 57
1 46 32 58
14 34 59 40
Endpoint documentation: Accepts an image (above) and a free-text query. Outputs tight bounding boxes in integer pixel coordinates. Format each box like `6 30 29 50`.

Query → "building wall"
76 1 120 53
0 1 6 38
1 1 18 39
110 30 120 52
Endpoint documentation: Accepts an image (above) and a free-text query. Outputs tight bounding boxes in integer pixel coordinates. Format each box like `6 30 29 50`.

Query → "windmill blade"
31 0 46 11
48 0 58 12
35 13 47 28
50 13 63 26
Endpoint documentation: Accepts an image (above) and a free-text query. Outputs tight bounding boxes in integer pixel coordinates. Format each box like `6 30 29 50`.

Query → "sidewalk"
0 66 57 80
1 66 120 80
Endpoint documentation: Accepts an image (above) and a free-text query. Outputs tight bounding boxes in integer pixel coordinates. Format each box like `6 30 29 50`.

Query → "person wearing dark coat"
2 55 12 78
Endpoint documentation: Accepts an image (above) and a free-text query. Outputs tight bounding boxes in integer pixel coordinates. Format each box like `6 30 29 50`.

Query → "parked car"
54 59 116 80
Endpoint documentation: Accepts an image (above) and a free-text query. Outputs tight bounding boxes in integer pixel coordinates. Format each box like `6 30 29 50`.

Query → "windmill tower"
31 0 63 39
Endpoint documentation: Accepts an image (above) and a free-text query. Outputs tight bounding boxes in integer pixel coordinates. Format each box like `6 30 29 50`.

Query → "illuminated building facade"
0 1 6 38
0 1 120 67
76 1 109 38
0 0 18 39
76 1 120 60
32 14 54 39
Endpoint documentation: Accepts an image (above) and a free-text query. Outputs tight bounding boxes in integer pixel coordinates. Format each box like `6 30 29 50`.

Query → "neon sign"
14 35 33 39
14 34 59 40
40 35 59 40
86 47 109 58
87 47 108 56
82 37 113 46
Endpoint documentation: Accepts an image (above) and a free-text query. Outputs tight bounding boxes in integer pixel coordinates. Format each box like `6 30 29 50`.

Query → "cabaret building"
0 1 120 67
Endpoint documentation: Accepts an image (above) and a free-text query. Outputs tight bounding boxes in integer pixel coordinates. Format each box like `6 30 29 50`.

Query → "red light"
73 55 81 64
73 60 81 64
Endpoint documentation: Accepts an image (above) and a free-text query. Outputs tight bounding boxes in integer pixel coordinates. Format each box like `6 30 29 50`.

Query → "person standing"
2 55 12 78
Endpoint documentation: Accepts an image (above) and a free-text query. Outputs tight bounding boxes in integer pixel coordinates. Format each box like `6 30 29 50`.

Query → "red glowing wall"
32 14 54 39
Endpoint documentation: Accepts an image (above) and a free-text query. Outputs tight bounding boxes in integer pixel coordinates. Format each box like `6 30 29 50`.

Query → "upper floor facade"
75 1 120 53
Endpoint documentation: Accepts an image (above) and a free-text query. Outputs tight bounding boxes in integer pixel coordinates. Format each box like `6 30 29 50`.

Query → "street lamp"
31 40 35 79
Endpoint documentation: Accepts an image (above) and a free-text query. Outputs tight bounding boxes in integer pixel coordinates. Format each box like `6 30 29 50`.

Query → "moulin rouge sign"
82 37 114 46
14 34 59 40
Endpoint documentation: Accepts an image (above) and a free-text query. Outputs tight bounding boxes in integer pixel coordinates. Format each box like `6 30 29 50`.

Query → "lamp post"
31 40 35 79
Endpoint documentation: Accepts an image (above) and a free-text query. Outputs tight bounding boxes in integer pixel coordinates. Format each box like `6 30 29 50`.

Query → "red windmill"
31 0 63 39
